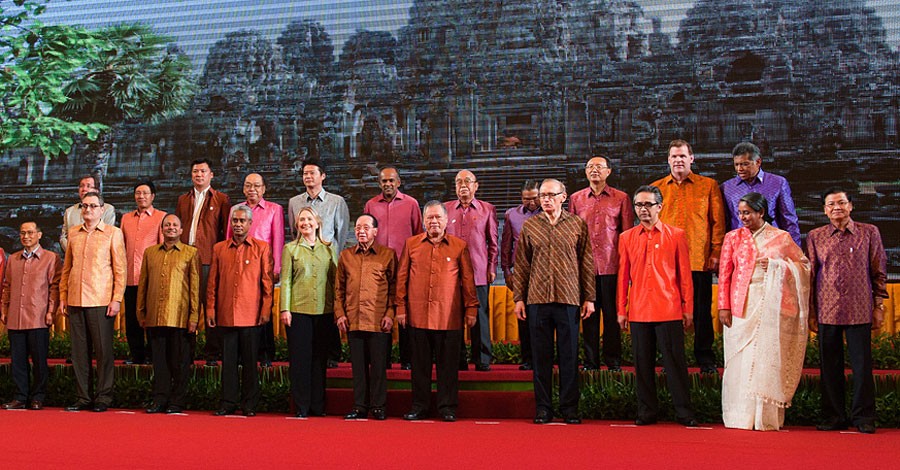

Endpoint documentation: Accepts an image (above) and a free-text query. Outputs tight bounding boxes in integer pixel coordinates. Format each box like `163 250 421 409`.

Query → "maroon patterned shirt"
568 185 634 275
806 219 888 325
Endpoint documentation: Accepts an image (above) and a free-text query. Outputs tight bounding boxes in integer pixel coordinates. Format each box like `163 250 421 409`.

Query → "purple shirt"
568 185 635 275
805 219 888 325
363 191 423 260
226 198 285 274
500 204 541 277
444 198 499 286
721 169 801 246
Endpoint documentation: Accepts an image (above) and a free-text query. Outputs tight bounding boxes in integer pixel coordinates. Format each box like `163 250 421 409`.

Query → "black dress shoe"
345 409 367 420
30 401 43 410
92 403 109 412
371 409 387 420
213 407 236 416
244 410 256 417
857 423 876 434
65 402 93 412
533 409 552 424
2 400 26 410
816 420 848 431
165 406 183 414
327 360 339 369
475 363 491 372
441 411 457 422
400 363 412 370
310 410 327 417
564 415 582 424
146 404 167 414
518 362 533 371
634 417 657 426
295 411 308 418
678 418 699 427
403 410 425 421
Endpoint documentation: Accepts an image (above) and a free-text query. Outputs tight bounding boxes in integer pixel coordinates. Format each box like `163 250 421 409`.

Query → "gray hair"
732 142 761 161
634 185 663 205
233 204 254 221
541 178 567 195
423 200 447 218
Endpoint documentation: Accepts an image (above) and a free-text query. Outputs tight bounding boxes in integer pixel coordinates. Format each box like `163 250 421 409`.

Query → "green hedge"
1 363 898 427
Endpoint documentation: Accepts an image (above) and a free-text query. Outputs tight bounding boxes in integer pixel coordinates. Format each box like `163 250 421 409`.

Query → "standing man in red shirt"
617 185 697 427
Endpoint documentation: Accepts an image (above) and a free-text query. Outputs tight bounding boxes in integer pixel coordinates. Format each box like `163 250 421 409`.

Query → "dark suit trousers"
258 320 276 363
69 306 116 406
220 326 260 411
818 323 875 426
582 274 621 368
149 327 193 408
460 285 491 366
9 328 50 402
692 271 716 367
529 303 580 416
348 330 390 411
124 285 148 363
385 324 411 366
200 264 223 360
631 320 694 422
286 313 332 415
409 327 462 414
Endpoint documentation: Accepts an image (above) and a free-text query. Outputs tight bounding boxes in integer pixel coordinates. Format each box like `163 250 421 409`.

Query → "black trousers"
409 327 462 414
348 330 390 412
69 306 115 406
529 303 580 416
220 326 260 411
460 285 491 366
631 320 694 422
123 285 148 363
286 313 332 415
818 323 876 426
148 327 193 408
517 316 532 364
327 318 342 363
385 324 411 366
258 320 276 363
8 328 50 403
691 271 716 368
582 274 620 368
200 265 222 361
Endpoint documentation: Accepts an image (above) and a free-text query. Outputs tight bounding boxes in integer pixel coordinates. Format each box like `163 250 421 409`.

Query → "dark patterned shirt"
806 219 888 325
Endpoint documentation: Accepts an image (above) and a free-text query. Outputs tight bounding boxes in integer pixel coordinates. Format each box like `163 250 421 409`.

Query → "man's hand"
280 311 291 328
44 312 54 327
258 314 270 326
706 257 720 272
872 305 885 331
207 315 216 328
617 315 628 331
139 318 146 328
718 309 732 328
336 315 349 333
682 311 693 329
0 313 6 325
487 271 496 284
514 301 527 321
59 302 67 317
380 316 393 333
107 300 121 318
808 315 818 333
465 315 477 328
580 301 594 320
396 314 407 328
188 322 198 334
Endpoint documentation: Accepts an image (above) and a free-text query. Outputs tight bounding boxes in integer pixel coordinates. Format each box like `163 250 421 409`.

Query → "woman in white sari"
718 192 810 431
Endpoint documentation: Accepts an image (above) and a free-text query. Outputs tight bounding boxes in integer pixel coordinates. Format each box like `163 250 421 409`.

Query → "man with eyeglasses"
617 185 697 427
444 170 499 371
513 179 595 424
722 142 801 246
2 222 61 411
500 180 541 370
60 192 127 412
60 175 117 253
569 155 634 372
807 187 888 434
120 180 166 365
364 167 422 370
226 173 284 368
174 159 231 367
650 139 725 375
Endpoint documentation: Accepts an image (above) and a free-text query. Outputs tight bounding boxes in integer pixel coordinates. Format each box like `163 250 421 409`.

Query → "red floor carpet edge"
1 408 896 469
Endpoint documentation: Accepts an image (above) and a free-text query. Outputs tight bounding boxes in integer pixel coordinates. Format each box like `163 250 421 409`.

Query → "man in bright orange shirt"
206 205 274 417
60 192 127 413
617 185 697 427
650 139 725 374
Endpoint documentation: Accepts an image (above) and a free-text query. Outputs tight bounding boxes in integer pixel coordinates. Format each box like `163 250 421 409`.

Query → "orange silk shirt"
61 222 127 308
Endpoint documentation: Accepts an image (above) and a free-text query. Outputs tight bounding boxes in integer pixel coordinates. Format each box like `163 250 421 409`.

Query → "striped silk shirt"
512 211 595 307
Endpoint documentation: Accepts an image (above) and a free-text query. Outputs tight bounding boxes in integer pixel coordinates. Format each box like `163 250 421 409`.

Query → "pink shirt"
120 208 165 286
444 198 499 286
226 199 285 274
363 191 423 259
568 185 634 275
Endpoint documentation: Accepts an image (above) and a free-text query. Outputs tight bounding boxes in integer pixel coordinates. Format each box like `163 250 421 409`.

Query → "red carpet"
1 408 895 469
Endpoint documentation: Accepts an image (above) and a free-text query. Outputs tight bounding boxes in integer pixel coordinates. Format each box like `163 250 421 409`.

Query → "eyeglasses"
455 178 477 186
586 164 609 170
243 183 264 189
633 202 659 209
79 203 103 210
825 200 850 208
19 230 38 236
134 191 153 196
539 192 563 200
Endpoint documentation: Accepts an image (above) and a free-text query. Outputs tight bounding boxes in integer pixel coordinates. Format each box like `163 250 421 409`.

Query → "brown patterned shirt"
512 211 596 306
806 219 888 325
334 243 398 332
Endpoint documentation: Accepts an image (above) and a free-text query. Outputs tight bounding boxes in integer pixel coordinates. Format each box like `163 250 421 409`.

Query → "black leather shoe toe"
371 409 387 420
345 409 367 420
533 410 552 424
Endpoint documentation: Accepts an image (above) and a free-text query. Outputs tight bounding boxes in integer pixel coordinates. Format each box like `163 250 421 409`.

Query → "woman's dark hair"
739 192 773 223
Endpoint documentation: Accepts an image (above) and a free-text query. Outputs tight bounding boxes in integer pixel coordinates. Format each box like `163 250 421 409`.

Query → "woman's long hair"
293 206 332 246
739 192 773 223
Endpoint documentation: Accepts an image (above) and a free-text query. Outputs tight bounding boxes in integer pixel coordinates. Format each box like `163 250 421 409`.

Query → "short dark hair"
822 187 852 205
634 185 663 205
162 213 182 226
588 155 611 168
82 191 104 205
357 213 379 228
20 221 41 232
302 158 325 175
134 180 157 195
521 179 539 192
190 158 213 170
79 174 100 191
245 173 266 186
732 142 761 160
668 139 693 155
739 192 773 223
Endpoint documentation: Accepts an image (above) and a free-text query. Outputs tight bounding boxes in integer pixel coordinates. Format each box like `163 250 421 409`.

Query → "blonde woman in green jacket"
280 206 338 418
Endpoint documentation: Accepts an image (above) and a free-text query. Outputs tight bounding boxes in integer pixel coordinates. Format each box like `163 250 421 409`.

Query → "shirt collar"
193 187 210 199
81 220 109 232
587 185 613 198
452 198 481 210
244 198 268 210
227 237 254 248
830 219 856 235
22 246 42 259
376 190 407 203
421 233 450 245
354 242 378 254
160 242 184 252
305 190 326 203
737 169 765 186
640 220 663 234
132 207 156 217
518 205 541 215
